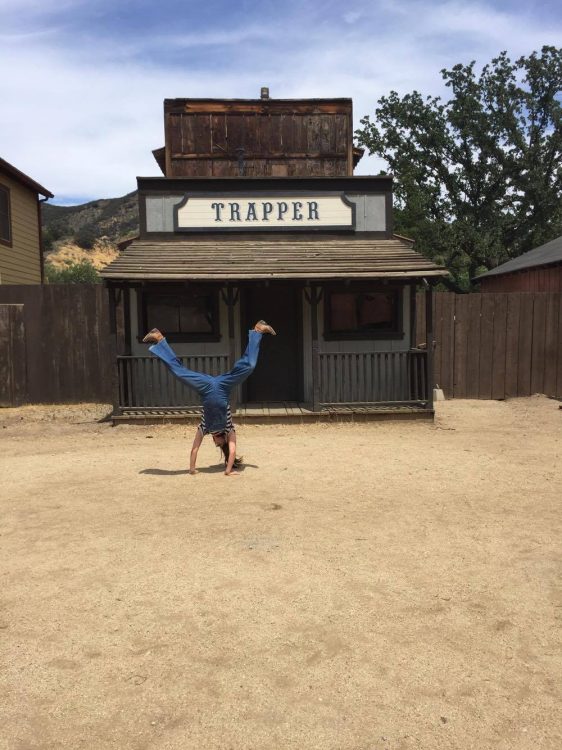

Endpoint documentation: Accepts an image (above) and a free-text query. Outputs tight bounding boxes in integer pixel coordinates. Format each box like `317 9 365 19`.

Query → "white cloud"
1 0 560 201
343 11 363 24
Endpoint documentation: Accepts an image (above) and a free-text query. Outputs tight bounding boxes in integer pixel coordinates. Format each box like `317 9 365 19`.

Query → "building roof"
164 97 352 111
0 157 53 198
474 235 562 280
101 236 447 281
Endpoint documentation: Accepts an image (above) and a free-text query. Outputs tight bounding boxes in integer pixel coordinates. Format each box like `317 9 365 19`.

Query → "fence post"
311 286 321 412
426 285 434 409
106 283 121 414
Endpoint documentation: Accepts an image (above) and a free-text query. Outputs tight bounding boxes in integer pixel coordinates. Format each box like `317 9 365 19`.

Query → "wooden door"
242 285 302 402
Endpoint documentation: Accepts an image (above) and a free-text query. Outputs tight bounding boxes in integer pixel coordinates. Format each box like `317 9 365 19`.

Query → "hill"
42 191 139 247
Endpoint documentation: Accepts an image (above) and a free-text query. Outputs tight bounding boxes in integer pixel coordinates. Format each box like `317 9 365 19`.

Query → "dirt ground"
1 397 561 750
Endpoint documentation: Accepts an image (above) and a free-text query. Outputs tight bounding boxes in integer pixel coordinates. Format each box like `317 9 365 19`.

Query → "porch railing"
117 354 229 409
319 350 428 404
117 350 428 410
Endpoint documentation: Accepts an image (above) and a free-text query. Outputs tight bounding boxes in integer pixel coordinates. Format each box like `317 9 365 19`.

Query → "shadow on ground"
140 464 258 475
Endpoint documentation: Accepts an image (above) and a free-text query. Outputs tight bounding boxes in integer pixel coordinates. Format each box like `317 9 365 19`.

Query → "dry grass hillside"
45 237 119 271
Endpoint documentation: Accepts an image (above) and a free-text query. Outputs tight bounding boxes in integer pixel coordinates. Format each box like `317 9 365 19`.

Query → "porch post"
123 284 132 356
106 282 121 415
409 282 417 347
225 285 239 411
311 285 321 412
425 283 434 409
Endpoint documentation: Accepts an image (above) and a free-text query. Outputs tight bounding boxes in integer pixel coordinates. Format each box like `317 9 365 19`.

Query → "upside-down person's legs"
217 320 276 393
216 330 264 392
147 337 213 397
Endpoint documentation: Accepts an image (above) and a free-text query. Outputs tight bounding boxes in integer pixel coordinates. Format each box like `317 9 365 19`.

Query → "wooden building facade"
0 157 53 285
475 235 562 292
101 95 446 421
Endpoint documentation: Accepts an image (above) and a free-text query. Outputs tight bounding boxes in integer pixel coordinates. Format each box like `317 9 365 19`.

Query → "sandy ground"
1 397 561 750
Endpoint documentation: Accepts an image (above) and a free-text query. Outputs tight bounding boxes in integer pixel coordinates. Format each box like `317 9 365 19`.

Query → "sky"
1 0 561 205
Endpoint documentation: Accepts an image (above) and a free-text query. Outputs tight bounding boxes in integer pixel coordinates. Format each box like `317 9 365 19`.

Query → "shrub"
42 222 70 252
74 225 97 249
44 260 101 284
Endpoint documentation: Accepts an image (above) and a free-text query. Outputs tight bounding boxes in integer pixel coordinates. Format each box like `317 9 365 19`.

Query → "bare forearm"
225 438 238 475
189 428 203 475
225 451 236 474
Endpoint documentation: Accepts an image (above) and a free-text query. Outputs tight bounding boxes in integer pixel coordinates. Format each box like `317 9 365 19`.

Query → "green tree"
44 260 101 284
42 221 69 252
74 224 97 249
355 46 562 291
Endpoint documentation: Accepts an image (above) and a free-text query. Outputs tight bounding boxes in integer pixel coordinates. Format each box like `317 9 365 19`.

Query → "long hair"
217 433 243 468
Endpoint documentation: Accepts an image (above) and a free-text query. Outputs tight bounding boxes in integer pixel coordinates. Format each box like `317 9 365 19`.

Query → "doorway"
241 285 302 402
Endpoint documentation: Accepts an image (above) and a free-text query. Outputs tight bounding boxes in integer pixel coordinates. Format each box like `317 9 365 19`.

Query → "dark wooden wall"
416 292 562 399
0 305 27 406
163 99 353 178
0 285 113 404
479 265 562 292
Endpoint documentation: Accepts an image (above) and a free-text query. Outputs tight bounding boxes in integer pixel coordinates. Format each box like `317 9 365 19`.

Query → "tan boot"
254 320 276 335
142 328 164 344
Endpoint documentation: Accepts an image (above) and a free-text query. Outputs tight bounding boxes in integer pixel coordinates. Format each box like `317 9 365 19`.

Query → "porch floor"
112 402 433 425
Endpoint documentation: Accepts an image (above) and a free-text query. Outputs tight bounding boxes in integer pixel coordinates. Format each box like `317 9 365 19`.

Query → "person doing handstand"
142 320 276 476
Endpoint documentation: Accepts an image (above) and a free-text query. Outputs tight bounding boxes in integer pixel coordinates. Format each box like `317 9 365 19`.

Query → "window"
324 286 402 339
140 286 220 342
0 185 12 246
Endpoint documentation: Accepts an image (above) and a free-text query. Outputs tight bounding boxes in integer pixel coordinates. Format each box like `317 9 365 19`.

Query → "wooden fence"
416 292 562 399
0 286 561 406
0 305 27 407
0 285 112 404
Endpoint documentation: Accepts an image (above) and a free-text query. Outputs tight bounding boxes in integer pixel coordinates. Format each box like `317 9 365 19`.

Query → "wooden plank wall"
2 287 561 405
0 285 112 404
479 266 562 292
416 292 562 399
0 304 27 406
0 173 42 283
164 100 352 177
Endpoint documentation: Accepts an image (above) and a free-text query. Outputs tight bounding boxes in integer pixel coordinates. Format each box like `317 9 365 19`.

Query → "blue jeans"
149 330 263 432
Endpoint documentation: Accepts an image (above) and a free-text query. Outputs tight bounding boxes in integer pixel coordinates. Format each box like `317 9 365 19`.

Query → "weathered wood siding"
415 291 562 399
128 288 234 358
164 99 353 178
302 288 411 402
479 265 562 292
0 304 27 406
0 285 112 403
0 172 41 284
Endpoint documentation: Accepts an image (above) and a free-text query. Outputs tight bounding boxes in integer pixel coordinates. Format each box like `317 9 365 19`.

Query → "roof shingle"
474 235 562 280
101 236 447 281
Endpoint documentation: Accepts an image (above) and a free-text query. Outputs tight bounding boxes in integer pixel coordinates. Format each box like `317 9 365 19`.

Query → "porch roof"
100 236 448 281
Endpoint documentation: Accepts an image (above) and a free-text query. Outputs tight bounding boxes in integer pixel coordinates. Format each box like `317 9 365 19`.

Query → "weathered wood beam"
310 286 321 412
171 152 347 160
106 283 121 416
425 284 434 409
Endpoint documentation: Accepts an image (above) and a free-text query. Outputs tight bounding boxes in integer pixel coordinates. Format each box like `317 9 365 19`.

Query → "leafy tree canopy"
44 260 101 284
74 224 97 250
355 46 562 290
